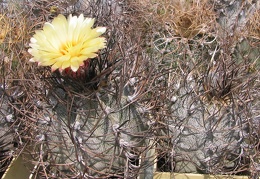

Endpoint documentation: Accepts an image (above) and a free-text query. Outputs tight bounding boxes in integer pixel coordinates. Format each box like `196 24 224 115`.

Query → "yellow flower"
28 14 106 72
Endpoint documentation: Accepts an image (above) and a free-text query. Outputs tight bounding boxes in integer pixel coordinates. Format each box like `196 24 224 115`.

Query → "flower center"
60 41 78 56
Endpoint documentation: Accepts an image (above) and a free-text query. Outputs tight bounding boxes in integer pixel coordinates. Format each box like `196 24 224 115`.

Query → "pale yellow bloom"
28 14 106 72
